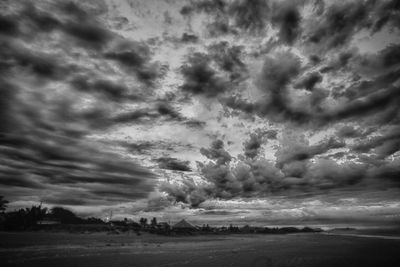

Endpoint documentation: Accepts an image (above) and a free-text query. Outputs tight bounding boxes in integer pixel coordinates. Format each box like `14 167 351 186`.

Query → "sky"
1 0 400 227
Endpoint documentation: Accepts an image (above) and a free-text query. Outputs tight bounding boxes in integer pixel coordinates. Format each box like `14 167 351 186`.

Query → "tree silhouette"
151 217 157 227
139 217 148 227
0 196 8 212
50 207 82 224
3 203 47 230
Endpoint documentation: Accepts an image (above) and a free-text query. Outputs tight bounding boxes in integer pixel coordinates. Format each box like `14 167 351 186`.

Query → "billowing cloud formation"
161 127 399 207
200 140 232 165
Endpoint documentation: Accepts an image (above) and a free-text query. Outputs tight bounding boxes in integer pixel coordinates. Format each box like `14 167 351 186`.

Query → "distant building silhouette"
172 219 197 230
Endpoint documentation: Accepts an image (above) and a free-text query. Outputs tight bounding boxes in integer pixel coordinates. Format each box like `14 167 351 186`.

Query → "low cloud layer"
0 0 159 206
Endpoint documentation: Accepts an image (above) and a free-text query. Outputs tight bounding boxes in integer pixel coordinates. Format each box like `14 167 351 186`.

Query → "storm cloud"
0 0 158 206
1 0 400 224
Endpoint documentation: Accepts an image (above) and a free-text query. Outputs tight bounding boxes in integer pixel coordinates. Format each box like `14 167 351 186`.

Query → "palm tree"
0 196 8 212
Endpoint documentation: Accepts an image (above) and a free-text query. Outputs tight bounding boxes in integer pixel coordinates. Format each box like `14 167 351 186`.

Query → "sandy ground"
1 232 400 267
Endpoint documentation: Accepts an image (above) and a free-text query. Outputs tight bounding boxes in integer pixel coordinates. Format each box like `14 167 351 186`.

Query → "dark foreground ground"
1 231 400 267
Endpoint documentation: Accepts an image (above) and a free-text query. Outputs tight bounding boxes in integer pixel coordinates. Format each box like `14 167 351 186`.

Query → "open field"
1 231 400 267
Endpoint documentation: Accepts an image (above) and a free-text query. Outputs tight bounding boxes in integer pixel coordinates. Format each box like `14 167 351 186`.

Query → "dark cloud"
0 2 62 38
71 76 142 102
228 0 270 33
336 125 366 138
224 44 400 126
304 159 366 188
145 194 175 211
306 1 372 51
337 125 361 138
110 109 158 124
0 15 20 36
378 44 400 68
63 22 112 47
0 41 72 81
352 127 400 158
2 0 400 217
160 178 210 207
104 40 162 85
109 103 186 125
223 95 256 115
199 210 246 215
200 140 232 165
276 137 346 168
265 130 278 139
0 80 18 133
260 52 301 89
312 0 325 16
125 141 156 154
0 132 156 204
103 102 203 129
304 1 398 53
178 42 247 98
0 1 159 206
198 162 239 199
41 195 91 206
60 1 108 22
184 119 206 129
258 50 301 97
319 50 355 73
181 32 199 43
122 140 195 155
180 0 227 16
162 137 282 206
206 18 238 36
243 133 264 159
161 129 396 208
325 85 400 122
10 1 112 47
369 159 400 184
328 151 347 160
207 41 247 81
198 156 288 200
309 54 322 65
294 72 323 91
254 51 315 124
0 173 46 189
271 1 302 45
104 41 149 68
181 0 269 34
370 0 400 32
57 2 112 48
281 160 307 178
353 45 400 73
156 102 184 121
155 157 192 172
180 52 228 97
